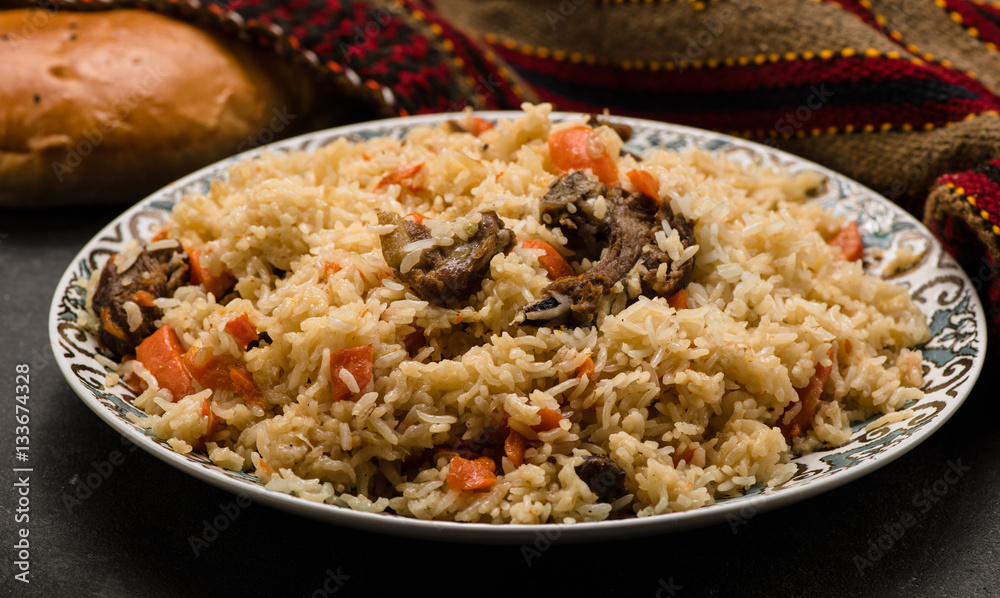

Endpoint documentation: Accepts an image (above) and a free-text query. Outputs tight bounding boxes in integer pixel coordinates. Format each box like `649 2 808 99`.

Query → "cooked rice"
122 300 142 332
107 104 928 523
146 238 180 251
864 409 915 432
115 239 142 274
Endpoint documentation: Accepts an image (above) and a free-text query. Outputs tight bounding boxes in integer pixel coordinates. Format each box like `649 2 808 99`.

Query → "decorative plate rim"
49 111 987 544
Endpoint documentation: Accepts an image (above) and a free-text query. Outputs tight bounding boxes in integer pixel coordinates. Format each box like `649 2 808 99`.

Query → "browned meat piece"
521 173 696 326
92 244 190 358
576 455 627 503
378 212 431 267
639 201 697 297
539 171 608 255
378 211 516 305
543 186 659 323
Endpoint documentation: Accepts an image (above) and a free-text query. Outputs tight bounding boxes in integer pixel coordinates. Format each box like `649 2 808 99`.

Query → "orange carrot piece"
120 355 145 392
576 356 595 379
199 399 219 444
136 325 194 401
470 116 494 136
228 366 265 408
329 345 374 401
405 212 427 224
100 307 127 341
504 430 528 467
324 262 343 277
224 314 258 348
133 290 156 308
189 249 208 287
519 239 575 280
181 346 264 408
548 126 619 186
182 347 230 390
667 288 689 310
376 162 425 190
627 169 660 199
779 356 834 438
531 408 564 433
189 249 235 298
447 455 497 491
830 221 864 261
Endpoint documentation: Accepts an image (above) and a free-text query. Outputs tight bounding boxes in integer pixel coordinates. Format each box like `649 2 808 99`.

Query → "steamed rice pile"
108 104 928 523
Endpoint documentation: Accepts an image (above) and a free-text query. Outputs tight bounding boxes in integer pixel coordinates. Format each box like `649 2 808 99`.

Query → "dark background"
1 207 997 598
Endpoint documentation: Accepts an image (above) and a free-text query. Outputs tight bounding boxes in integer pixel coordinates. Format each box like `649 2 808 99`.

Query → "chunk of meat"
539 171 609 255
637 198 697 298
543 187 658 322
521 173 696 326
378 210 516 305
92 243 190 358
575 455 627 503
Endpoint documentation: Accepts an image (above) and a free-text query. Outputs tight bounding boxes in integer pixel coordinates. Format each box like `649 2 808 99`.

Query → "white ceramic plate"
50 112 987 543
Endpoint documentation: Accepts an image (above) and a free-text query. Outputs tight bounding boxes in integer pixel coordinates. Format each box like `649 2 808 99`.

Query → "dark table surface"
1 206 997 598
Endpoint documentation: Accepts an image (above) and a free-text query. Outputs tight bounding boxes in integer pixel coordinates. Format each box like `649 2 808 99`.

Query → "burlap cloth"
29 0 1000 334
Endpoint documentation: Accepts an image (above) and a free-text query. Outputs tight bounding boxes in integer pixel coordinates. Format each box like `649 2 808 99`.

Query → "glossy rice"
103 104 929 523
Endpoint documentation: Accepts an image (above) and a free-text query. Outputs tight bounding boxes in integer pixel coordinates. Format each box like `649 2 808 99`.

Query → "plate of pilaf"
51 105 985 542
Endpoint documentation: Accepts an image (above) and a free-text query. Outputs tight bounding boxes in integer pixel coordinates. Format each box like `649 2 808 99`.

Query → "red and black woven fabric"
927 161 1000 326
